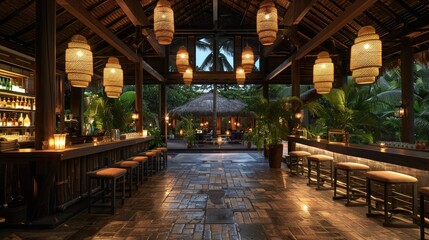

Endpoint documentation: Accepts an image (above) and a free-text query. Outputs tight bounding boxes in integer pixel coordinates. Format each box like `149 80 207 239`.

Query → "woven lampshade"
313 51 334 94
154 0 174 45
236 66 245 86
176 46 189 73
242 45 254 73
350 26 382 84
256 0 277 45
103 57 123 98
183 67 193 86
65 34 93 88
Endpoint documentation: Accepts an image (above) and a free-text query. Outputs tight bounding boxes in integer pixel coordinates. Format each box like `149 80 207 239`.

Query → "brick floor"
0 152 420 239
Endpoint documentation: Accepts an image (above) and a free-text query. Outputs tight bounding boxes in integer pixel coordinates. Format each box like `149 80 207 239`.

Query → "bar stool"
307 154 334 190
149 149 162 171
111 161 140 197
333 162 370 206
366 171 417 227
157 147 168 169
419 187 429 239
137 151 157 175
287 151 311 176
87 168 126 214
126 156 148 184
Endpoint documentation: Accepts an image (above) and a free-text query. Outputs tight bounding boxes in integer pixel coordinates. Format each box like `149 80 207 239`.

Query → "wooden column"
160 82 167 144
135 60 143 132
291 59 300 98
263 80 269 100
212 84 218 137
35 0 56 150
188 36 195 69
56 74 64 133
234 36 241 72
400 37 414 143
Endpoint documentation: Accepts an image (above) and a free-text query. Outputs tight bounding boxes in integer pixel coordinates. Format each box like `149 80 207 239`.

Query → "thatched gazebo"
169 92 254 135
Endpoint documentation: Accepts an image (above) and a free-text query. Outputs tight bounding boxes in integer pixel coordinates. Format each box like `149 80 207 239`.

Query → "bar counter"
0 136 154 226
288 136 429 186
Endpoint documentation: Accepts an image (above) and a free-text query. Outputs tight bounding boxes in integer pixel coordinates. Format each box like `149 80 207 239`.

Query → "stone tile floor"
0 152 421 239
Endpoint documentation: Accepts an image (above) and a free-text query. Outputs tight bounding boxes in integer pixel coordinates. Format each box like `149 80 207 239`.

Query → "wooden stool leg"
316 161 321 190
346 170 350 206
307 160 312 184
88 177 92 213
384 182 389 226
112 178 116 214
121 175 125 205
333 168 338 198
421 194 425 240
367 178 372 215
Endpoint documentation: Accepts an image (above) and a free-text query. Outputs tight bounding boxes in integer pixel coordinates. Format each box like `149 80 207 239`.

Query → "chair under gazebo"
168 91 255 143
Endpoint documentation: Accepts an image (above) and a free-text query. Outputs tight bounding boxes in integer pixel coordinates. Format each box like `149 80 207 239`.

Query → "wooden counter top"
288 136 429 171
0 136 154 162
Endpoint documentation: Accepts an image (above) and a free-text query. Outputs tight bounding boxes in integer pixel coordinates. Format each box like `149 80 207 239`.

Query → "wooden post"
291 59 300 98
401 37 414 143
70 87 83 136
35 0 56 150
135 60 143 132
160 82 167 144
212 84 218 137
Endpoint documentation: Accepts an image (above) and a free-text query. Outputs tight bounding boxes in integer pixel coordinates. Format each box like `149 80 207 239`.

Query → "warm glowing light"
256 0 277 45
165 115 169 122
379 142 386 148
154 0 174 45
179 129 183 135
302 204 309 212
176 46 189 73
313 51 334 94
316 135 321 142
183 67 193 86
142 130 148 137
103 57 123 98
236 66 246 86
226 130 230 135
54 134 67 150
350 26 382 84
65 34 93 88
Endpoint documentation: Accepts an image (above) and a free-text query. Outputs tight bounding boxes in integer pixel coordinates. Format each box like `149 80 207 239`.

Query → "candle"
54 134 66 150
48 137 55 150
379 142 386 148
142 130 148 137
316 135 321 142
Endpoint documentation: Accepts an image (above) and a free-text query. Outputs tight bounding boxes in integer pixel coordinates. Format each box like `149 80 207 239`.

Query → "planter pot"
244 141 251 149
268 144 283 168
263 143 268 159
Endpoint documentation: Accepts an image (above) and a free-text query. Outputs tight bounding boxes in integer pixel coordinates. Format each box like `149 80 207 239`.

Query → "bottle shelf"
0 108 35 112
0 89 34 98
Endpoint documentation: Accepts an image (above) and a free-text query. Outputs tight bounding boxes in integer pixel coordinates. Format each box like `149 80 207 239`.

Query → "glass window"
216 37 234 72
168 38 187 72
196 37 214 72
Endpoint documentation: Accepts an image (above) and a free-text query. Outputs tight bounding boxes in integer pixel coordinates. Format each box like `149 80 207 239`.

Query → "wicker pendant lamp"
242 45 254 73
313 51 334 94
103 57 123 98
236 66 245 86
183 67 193 86
176 46 189 73
256 0 277 45
154 0 174 45
65 34 93 88
350 26 382 84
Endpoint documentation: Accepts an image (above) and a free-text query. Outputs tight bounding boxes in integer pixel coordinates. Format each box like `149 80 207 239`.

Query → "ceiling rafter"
263 0 316 57
0 0 34 25
116 0 165 57
56 0 165 82
265 0 377 81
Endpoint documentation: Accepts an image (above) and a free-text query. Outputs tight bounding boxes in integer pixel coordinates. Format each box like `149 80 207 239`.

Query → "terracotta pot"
268 144 283 168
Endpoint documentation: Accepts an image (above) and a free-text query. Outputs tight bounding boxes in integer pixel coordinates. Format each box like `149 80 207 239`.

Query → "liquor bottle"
25 98 30 110
0 77 4 90
23 113 31 127
12 97 16 109
12 113 17 126
32 99 36 110
20 97 26 109
1 113 6 126
7 113 12 126
18 113 23 126
0 97 5 108
6 98 11 108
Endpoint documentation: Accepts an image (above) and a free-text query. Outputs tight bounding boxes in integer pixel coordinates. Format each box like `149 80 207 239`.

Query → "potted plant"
179 116 195 148
249 98 292 168
243 132 253 149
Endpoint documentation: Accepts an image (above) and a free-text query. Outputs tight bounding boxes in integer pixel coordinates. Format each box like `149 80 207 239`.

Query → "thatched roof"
169 92 252 117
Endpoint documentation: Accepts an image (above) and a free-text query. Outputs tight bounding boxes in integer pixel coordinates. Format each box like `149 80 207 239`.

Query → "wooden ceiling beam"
263 0 316 57
115 0 165 57
56 0 164 82
213 0 218 27
265 0 377 81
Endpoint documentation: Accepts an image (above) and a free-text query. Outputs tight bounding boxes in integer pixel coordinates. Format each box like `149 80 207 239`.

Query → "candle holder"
142 129 148 137
54 134 67 150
